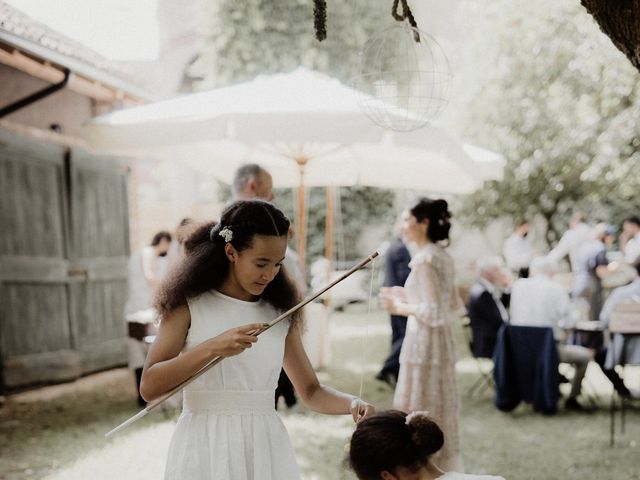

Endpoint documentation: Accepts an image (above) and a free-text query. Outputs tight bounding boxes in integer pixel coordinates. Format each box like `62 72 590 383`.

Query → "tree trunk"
581 0 640 72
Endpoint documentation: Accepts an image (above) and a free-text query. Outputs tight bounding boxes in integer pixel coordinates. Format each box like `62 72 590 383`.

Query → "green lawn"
1 303 638 480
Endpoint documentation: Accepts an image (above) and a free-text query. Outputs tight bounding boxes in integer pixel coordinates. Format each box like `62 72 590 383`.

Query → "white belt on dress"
183 390 274 415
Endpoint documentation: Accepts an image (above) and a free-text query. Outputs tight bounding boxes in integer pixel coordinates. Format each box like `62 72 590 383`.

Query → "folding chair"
461 316 495 397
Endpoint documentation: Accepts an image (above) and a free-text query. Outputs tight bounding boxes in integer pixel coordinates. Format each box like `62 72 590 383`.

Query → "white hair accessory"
405 410 429 425
219 227 234 243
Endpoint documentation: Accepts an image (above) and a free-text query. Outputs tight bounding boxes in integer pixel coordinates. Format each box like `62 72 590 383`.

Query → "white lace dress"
393 243 464 471
164 290 300 480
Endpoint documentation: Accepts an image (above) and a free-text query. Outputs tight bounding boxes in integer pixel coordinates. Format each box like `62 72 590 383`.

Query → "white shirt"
503 233 533 271
599 278 640 327
624 232 640 266
510 275 571 340
124 248 152 315
548 222 591 271
283 247 306 294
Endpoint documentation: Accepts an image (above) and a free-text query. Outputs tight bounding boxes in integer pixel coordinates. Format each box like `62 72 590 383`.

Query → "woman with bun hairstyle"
141 199 375 480
380 198 464 471
349 410 504 480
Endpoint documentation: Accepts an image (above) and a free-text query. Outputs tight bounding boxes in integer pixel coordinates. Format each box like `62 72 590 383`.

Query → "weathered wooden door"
0 128 129 390
67 149 129 374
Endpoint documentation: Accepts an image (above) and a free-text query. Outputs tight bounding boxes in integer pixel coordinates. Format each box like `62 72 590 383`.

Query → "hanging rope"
391 0 421 42
313 0 420 42
313 0 327 42
356 258 377 421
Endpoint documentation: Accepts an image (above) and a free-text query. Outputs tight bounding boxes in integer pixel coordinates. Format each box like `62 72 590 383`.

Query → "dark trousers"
275 369 296 409
595 347 630 396
134 367 146 406
378 315 408 379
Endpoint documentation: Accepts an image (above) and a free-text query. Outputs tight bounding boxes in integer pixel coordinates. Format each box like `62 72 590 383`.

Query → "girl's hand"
389 286 407 301
378 292 395 311
207 323 268 357
350 398 375 423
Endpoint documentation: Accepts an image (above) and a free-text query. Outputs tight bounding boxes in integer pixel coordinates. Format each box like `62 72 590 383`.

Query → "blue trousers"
378 315 408 378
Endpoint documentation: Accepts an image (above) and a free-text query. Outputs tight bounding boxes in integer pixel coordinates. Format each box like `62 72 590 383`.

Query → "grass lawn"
0 303 638 480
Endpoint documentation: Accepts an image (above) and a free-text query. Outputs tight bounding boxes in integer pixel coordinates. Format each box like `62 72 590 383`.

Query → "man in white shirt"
231 163 301 409
621 216 640 268
125 231 172 406
231 163 275 201
510 256 593 410
503 220 534 278
547 212 591 272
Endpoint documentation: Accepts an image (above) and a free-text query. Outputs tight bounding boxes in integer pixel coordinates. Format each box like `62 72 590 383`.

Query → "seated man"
510 256 592 410
596 273 640 399
621 216 640 268
467 257 510 358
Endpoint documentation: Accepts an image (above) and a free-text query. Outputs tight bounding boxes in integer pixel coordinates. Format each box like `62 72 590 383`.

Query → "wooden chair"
608 302 640 446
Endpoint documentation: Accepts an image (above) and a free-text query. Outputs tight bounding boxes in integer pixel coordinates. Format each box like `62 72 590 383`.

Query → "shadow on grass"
0 370 179 480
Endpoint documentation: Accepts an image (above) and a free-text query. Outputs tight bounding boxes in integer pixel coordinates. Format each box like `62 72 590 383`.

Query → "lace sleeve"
450 284 465 316
412 258 445 326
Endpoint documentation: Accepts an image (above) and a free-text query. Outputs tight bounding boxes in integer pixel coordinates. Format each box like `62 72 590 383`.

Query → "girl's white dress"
438 474 504 480
164 290 300 480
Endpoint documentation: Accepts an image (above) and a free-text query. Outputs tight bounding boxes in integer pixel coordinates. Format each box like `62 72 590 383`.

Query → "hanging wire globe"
355 25 452 132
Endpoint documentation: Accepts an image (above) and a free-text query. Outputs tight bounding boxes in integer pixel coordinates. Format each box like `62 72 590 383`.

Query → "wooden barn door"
0 129 76 388
0 128 129 390
67 148 129 374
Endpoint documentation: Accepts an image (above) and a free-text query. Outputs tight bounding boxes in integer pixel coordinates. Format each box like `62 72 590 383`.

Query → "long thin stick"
106 250 379 437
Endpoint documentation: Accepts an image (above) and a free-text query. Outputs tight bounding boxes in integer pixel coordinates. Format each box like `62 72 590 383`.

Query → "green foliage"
275 186 396 265
191 0 399 262
455 0 640 245
190 0 395 88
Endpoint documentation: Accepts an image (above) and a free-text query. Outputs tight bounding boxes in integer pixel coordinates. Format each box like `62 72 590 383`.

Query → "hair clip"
405 410 429 425
219 227 234 243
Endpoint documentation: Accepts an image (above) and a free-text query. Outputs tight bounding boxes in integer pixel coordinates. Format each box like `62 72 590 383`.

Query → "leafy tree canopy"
455 0 640 245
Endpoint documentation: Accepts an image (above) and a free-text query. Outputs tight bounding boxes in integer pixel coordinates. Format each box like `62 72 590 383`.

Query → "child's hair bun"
406 412 444 456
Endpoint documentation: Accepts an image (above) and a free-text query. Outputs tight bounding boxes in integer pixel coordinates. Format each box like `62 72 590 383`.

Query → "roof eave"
0 29 154 103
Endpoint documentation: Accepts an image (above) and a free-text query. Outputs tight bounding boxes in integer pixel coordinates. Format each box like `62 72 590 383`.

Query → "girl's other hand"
350 398 375 423
378 292 395 311
389 286 407 301
207 323 268 357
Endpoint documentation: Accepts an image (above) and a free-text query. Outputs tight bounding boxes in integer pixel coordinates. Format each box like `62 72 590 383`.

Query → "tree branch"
580 0 640 72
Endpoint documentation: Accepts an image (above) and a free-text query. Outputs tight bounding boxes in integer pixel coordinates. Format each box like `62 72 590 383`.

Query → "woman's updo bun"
348 410 445 480
406 412 444 457
410 197 452 243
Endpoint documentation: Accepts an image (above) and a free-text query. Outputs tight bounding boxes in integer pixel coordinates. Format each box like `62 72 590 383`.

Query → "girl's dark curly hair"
154 200 302 327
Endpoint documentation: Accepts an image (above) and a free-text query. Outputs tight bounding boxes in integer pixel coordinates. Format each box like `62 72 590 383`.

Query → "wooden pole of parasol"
105 250 379 437
294 155 309 269
324 186 335 307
